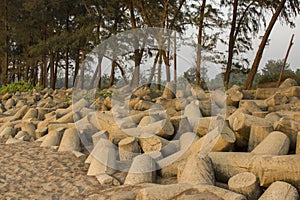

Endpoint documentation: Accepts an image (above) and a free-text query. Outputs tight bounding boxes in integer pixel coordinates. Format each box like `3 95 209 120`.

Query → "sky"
254 15 300 71
192 14 300 80
93 14 300 83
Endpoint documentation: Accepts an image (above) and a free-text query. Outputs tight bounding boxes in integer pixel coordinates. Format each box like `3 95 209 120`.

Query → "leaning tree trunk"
244 0 287 89
277 34 294 87
224 0 238 90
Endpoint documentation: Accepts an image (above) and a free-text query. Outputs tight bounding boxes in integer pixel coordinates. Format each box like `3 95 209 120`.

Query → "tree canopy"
0 0 299 90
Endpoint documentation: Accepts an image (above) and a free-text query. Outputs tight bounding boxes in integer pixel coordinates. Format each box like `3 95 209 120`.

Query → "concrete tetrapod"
190 125 236 154
251 131 290 155
258 181 299 200
184 101 202 128
248 125 273 152
118 137 141 161
124 154 157 185
179 132 199 150
40 128 65 147
193 116 223 137
58 127 81 152
233 113 271 147
170 115 192 139
208 152 300 190
136 183 193 200
87 138 117 176
274 117 300 150
178 153 215 186
228 172 262 200
194 185 247 200
297 132 300 154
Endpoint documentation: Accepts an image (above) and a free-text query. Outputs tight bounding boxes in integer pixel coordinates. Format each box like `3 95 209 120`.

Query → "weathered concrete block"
194 185 247 200
40 129 64 147
139 133 169 153
118 137 141 160
136 183 193 200
178 154 215 186
248 125 274 152
274 117 300 149
228 172 262 200
124 154 157 185
87 138 117 176
184 101 202 128
258 181 299 200
170 115 192 139
58 127 81 152
251 131 290 155
179 132 199 151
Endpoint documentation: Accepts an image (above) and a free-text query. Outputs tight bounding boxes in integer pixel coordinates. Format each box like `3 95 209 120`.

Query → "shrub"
0 81 34 95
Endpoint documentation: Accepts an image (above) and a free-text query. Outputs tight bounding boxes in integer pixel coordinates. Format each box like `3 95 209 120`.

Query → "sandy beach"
0 139 107 200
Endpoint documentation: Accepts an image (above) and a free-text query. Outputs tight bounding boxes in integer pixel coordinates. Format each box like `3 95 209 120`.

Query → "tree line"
0 0 299 90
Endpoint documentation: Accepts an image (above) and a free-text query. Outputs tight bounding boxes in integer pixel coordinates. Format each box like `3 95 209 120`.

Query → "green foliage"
0 81 33 94
35 83 43 91
0 0 299 90
257 59 300 85
64 97 72 103
96 90 113 98
259 59 287 83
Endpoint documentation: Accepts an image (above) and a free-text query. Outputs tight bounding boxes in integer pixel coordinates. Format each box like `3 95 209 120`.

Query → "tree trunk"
96 55 103 90
131 49 141 88
2 0 9 86
244 0 287 89
195 0 206 87
163 50 170 82
116 62 128 84
90 55 103 89
174 32 177 87
147 52 159 87
224 0 238 90
128 0 144 88
73 49 80 86
39 59 44 87
65 14 70 89
277 34 294 87
29 65 34 85
17 63 21 82
33 61 38 86
49 51 55 89
157 50 163 90
80 49 85 89
65 49 69 88
54 52 59 85
2 53 8 86
43 55 47 88
109 60 116 87
165 33 171 83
